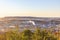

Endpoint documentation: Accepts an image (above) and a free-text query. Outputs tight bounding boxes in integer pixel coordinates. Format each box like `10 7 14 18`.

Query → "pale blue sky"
0 0 60 17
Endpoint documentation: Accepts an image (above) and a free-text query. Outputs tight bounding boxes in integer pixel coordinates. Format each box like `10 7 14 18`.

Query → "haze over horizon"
0 0 60 17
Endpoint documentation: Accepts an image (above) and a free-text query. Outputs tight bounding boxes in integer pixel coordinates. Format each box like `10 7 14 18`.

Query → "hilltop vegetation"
0 26 58 40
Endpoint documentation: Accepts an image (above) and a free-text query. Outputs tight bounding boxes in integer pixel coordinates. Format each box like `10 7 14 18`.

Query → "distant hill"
0 16 60 28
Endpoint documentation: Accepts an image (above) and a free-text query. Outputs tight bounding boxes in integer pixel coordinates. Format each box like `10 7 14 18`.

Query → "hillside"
0 16 60 32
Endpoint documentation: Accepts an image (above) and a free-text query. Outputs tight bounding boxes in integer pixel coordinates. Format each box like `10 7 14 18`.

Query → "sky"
0 0 60 17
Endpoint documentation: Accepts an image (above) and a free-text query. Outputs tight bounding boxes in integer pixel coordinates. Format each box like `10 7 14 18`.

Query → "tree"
5 25 21 40
32 28 42 40
21 29 33 40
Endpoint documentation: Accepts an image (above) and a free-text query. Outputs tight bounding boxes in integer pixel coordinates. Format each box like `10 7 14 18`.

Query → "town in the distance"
0 16 60 33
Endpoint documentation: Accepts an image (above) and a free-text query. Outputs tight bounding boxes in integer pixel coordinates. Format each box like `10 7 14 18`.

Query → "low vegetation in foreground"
0 26 59 40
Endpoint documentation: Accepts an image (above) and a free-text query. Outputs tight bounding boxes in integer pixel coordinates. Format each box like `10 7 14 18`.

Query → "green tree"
5 25 21 40
21 29 33 40
32 28 42 40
